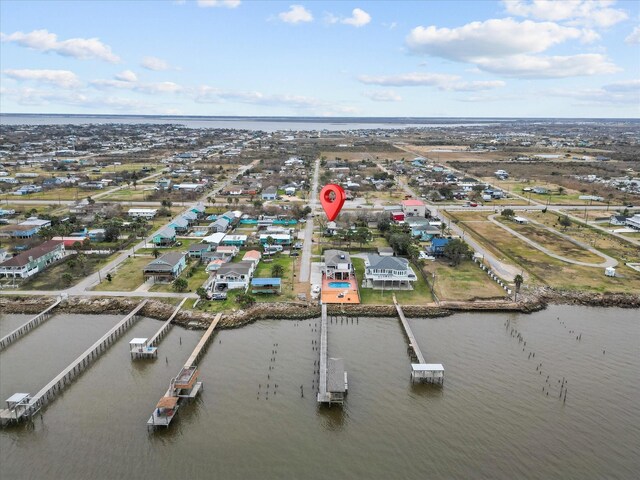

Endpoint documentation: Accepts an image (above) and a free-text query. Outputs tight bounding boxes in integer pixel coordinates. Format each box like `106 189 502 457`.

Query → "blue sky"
1 0 638 117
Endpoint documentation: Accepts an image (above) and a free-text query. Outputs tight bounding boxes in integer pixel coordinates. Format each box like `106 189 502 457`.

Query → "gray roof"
324 249 350 268
327 358 345 393
366 254 409 271
217 260 253 276
170 217 189 228
188 243 210 252
155 226 176 238
144 252 185 272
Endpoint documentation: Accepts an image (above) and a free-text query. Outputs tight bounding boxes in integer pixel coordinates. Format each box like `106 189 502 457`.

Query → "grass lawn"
352 257 434 305
1 187 92 202
100 188 152 202
19 254 114 290
150 262 210 293
495 216 604 264
423 260 506 301
92 255 151 291
136 237 202 255
252 254 296 301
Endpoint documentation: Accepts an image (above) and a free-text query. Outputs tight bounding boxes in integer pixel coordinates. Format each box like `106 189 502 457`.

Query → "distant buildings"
128 208 157 219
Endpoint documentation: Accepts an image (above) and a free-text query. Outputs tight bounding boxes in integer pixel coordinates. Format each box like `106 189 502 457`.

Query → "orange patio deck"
321 275 360 304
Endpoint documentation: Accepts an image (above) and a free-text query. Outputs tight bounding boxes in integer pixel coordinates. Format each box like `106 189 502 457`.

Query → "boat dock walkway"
148 313 222 429
393 295 444 384
0 298 61 351
130 298 187 360
1 300 148 425
148 298 186 347
317 304 347 405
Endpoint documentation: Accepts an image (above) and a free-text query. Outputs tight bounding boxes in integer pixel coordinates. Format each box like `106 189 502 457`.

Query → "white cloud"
3 69 81 88
91 78 182 94
363 90 402 102
602 79 640 93
406 18 585 61
0 29 120 63
114 70 138 82
475 53 620 78
140 56 172 71
546 81 640 107
358 72 505 91
503 0 628 28
195 86 321 107
278 5 313 24
342 8 371 27
625 26 640 44
197 0 241 7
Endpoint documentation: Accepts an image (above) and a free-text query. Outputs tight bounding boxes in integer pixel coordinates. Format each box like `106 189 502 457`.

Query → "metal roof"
251 278 281 286
411 363 444 371
327 358 346 393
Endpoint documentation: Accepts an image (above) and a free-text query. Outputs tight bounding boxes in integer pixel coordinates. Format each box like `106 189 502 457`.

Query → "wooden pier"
317 304 347 405
130 298 187 360
148 313 221 429
0 298 61 352
393 295 444 384
0 300 148 425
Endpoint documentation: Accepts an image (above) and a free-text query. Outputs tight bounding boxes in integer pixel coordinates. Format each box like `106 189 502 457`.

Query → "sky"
0 0 639 117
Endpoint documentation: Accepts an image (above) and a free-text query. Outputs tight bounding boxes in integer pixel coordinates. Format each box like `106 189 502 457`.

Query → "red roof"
402 199 425 207
0 240 64 267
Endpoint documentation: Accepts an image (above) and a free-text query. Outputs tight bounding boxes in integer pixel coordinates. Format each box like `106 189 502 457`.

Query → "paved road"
488 214 617 268
299 158 320 283
435 208 524 282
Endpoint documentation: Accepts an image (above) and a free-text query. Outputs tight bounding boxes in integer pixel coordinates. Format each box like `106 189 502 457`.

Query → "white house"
363 254 417 290
210 260 254 291
128 208 157 219
626 214 640 230
401 199 427 218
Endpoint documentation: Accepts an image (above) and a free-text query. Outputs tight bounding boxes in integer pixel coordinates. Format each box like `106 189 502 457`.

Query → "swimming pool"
328 281 351 289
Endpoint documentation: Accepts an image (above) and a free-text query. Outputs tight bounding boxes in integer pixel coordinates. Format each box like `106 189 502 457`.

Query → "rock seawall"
0 290 635 331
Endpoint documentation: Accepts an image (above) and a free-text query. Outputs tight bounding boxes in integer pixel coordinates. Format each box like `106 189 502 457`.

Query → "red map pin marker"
320 184 346 221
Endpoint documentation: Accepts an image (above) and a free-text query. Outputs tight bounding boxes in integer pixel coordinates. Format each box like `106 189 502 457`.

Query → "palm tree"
271 264 284 277
513 274 524 301
152 248 160 259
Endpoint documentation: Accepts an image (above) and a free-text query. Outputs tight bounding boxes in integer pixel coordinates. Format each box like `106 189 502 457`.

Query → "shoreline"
1 290 637 330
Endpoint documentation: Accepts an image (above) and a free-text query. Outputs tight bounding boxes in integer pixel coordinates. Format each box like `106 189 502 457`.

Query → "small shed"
129 338 157 359
605 266 616 277
513 216 528 224
411 363 444 384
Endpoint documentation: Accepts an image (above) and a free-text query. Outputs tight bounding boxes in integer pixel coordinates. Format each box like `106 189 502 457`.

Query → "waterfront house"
152 227 176 247
143 252 186 283
212 261 254 291
323 250 354 280
0 240 65 279
363 254 417 290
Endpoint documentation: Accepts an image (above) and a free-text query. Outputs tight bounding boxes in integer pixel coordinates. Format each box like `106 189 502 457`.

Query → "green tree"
443 238 471 266
152 248 160 259
558 215 572 230
106 273 112 282
235 293 256 308
513 274 524 301
557 186 565 195
172 277 188 292
196 287 208 300
62 272 73 286
501 208 515 219
271 264 285 277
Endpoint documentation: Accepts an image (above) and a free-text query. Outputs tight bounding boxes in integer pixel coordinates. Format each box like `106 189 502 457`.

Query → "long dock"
393 295 444 384
148 298 187 347
148 313 222 429
0 298 61 351
317 304 347 405
1 300 148 425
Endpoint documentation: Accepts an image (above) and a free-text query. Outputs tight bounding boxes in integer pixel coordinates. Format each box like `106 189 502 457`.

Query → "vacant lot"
423 260 506 301
92 255 151 291
20 254 113 290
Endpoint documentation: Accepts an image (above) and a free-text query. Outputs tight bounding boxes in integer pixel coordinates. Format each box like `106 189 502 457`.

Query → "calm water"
0 114 498 132
0 306 638 479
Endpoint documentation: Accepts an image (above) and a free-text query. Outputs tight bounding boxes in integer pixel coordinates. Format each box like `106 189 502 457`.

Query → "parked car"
290 251 299 257
419 252 436 261
293 242 303 249
211 292 227 300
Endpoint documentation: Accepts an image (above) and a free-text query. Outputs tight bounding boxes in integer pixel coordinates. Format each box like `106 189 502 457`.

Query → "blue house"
143 252 186 282
262 186 277 200
189 203 206 218
428 238 450 256
169 217 189 234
